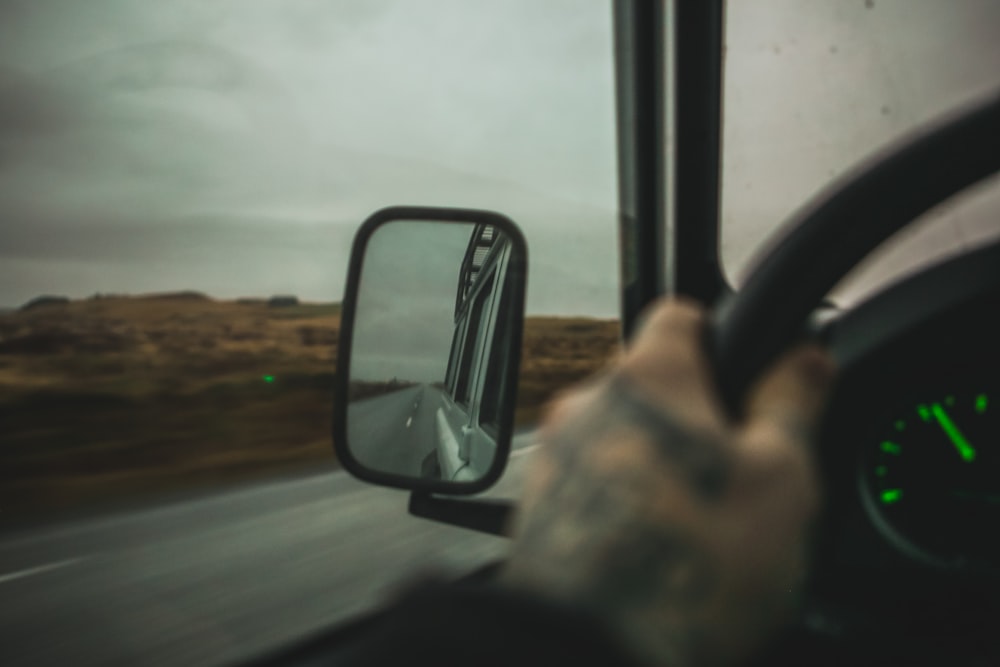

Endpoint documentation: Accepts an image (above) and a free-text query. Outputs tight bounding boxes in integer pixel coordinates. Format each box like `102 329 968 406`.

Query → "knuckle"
645 298 705 335
740 422 813 481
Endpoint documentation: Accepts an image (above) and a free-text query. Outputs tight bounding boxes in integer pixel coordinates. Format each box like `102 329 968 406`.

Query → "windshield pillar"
673 0 727 305
613 0 667 340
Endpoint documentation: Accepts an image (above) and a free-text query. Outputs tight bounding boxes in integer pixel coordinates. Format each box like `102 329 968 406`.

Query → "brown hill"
0 293 617 518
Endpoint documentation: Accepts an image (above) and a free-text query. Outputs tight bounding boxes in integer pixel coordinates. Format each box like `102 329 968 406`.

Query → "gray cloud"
3 0 996 315
722 0 1000 304
351 221 473 383
0 1 618 313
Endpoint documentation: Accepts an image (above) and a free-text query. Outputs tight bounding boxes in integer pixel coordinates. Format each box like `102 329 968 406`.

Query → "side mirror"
334 206 528 495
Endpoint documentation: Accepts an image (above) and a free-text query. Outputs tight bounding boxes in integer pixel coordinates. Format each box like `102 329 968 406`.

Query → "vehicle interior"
275 1 1000 665
2 2 998 666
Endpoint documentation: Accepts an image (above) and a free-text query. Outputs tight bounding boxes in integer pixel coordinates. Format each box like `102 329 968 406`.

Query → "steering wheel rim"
710 90 1000 417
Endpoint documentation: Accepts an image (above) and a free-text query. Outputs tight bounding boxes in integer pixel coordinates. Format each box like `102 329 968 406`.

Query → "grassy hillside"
0 293 618 517
517 316 620 424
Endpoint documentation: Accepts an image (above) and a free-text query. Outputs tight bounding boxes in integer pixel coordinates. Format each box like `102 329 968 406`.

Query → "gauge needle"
930 403 976 462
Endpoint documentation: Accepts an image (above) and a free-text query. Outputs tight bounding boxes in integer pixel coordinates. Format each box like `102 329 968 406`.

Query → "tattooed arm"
502 299 835 667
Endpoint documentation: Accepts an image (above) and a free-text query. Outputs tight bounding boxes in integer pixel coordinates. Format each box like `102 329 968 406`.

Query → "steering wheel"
708 92 1000 664
711 90 1000 417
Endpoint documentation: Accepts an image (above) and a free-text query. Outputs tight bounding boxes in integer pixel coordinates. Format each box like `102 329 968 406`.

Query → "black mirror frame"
333 205 528 495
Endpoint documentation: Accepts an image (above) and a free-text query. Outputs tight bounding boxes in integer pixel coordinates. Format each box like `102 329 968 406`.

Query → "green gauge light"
881 489 903 504
931 403 976 462
881 441 901 455
917 404 932 423
868 390 998 566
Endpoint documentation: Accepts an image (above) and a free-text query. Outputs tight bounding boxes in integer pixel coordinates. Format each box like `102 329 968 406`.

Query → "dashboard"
796 238 1000 663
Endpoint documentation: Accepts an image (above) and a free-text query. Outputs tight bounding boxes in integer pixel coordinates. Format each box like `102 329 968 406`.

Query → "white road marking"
0 558 83 585
405 416 413 428
510 444 539 458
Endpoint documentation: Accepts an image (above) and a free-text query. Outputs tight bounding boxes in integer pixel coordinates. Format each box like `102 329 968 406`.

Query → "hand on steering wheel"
504 299 835 667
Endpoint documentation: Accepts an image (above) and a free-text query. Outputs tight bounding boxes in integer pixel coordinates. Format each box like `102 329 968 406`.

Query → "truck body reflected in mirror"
335 208 527 493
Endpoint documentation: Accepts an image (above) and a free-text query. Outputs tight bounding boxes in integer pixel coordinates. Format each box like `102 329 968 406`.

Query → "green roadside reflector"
976 394 988 414
881 441 901 455
881 489 902 504
263 375 275 384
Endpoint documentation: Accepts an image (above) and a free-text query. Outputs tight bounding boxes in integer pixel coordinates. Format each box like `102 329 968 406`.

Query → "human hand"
502 298 836 667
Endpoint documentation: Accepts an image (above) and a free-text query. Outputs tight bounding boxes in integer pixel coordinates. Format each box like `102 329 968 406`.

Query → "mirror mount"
408 493 513 537
459 425 474 461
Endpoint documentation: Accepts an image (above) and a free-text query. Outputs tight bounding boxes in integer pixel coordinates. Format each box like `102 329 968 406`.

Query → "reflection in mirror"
347 221 519 484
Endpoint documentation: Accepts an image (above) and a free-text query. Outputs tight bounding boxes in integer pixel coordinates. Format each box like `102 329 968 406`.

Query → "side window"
455 271 495 407
444 317 465 396
478 260 513 434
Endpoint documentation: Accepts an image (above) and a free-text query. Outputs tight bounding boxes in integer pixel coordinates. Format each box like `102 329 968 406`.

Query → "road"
348 385 441 477
0 437 536 667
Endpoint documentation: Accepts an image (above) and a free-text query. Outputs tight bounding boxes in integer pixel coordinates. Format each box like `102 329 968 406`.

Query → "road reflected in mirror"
347 220 519 483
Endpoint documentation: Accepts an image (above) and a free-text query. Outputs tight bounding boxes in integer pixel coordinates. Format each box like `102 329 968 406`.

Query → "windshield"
720 0 1000 305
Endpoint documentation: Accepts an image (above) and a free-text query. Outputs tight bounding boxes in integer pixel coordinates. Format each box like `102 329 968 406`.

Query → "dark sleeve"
337 581 644 667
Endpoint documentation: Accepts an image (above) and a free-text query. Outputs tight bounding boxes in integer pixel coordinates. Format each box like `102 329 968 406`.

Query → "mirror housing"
333 206 528 495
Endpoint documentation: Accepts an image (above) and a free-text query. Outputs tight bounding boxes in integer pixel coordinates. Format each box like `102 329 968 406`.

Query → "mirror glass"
346 220 521 484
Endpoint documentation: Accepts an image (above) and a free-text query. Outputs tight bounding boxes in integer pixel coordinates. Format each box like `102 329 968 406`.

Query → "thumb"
742 345 837 444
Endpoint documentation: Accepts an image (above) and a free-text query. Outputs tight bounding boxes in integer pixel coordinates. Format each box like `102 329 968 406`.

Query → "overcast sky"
1 1 998 314
0 0 619 314
721 0 1000 303
350 221 473 382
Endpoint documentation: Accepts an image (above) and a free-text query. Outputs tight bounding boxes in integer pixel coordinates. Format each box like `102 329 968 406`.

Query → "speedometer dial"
862 390 999 569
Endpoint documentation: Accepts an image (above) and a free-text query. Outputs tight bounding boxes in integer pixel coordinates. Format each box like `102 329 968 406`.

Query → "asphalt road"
0 438 535 667
348 385 441 478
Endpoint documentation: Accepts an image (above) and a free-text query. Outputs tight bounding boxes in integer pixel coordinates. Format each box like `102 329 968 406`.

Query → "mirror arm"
408 492 513 537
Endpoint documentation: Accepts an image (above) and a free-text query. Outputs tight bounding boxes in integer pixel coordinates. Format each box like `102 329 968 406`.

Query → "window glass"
0 3 619 663
479 260 514 433
445 320 464 394
720 0 1000 305
456 271 496 407
0 0 617 516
